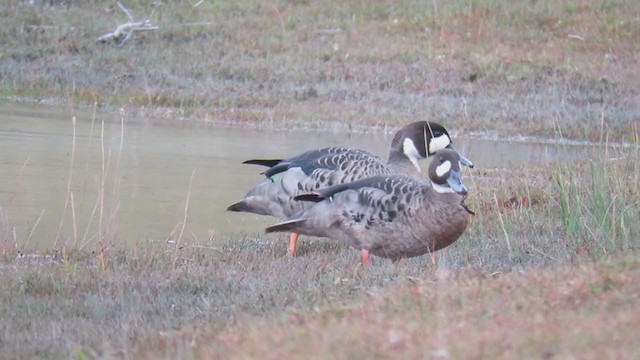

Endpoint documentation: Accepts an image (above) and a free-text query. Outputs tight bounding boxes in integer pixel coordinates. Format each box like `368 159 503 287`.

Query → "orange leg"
360 249 370 265
288 232 300 257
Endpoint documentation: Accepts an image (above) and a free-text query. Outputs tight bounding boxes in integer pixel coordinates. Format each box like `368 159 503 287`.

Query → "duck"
265 149 474 264
227 121 473 256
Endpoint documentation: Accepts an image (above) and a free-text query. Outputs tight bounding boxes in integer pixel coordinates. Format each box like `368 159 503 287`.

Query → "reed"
173 168 197 270
1 156 32 251
53 116 76 251
554 143 639 257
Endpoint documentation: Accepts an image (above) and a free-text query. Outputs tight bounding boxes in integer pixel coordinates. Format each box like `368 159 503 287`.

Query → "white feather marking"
432 182 455 193
429 134 451 154
435 161 451 177
402 138 422 172
280 167 306 195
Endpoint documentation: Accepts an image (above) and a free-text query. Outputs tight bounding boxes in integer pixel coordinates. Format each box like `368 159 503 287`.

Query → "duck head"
390 121 474 173
428 149 469 195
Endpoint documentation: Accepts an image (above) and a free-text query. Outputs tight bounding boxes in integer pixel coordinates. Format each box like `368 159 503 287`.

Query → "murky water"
1 102 600 250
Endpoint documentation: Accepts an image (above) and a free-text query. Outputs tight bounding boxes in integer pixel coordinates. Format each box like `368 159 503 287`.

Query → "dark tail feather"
294 193 324 202
227 200 250 212
243 159 291 178
265 219 306 234
243 159 282 167
294 182 353 202
263 162 292 178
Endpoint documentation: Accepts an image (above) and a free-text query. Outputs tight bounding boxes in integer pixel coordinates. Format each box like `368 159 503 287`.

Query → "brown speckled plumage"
266 149 472 262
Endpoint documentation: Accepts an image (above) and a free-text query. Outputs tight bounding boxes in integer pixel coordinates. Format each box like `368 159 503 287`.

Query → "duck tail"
265 219 306 234
243 159 282 167
226 200 251 212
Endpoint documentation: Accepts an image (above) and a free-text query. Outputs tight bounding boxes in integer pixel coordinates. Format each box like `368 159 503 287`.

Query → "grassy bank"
1 0 640 358
1 0 639 140
1 143 639 358
3 248 640 359
192 256 640 359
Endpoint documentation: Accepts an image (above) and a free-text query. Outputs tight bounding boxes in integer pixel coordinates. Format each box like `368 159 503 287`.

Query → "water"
0 102 599 250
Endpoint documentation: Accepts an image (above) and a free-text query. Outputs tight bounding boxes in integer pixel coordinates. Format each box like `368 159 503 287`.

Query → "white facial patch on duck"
435 160 451 177
402 138 422 172
432 182 455 193
429 134 451 154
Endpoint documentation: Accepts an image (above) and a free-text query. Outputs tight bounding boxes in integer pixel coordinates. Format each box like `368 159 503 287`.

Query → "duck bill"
446 170 468 195
458 153 474 168
446 145 474 168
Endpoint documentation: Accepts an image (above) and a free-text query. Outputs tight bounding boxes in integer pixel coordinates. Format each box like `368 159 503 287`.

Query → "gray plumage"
265 149 472 261
227 122 471 220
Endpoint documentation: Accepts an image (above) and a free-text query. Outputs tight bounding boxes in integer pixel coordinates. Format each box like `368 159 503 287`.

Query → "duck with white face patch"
265 149 473 264
228 121 473 257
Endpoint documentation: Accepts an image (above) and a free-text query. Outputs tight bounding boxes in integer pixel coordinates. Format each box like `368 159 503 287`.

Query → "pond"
0 102 600 250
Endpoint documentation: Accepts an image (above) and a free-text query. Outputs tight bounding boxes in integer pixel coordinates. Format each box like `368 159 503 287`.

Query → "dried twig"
96 2 158 46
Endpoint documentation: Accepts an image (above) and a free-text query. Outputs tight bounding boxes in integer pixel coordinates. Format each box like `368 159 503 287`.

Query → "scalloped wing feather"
232 148 399 220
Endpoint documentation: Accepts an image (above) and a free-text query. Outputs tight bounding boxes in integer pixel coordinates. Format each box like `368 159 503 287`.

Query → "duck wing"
267 176 426 238
229 148 392 219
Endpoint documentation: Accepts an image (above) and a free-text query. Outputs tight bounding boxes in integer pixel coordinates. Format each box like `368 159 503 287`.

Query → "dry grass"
1 1 639 358
2 241 639 359
194 256 640 360
1 145 638 358
1 0 639 141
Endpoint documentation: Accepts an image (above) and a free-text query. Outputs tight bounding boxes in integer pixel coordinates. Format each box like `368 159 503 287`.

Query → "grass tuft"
553 147 639 257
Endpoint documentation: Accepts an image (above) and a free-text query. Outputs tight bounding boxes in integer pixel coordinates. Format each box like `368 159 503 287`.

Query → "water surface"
0 102 599 250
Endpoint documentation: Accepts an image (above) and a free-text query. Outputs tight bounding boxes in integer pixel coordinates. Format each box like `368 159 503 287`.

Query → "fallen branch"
96 2 158 46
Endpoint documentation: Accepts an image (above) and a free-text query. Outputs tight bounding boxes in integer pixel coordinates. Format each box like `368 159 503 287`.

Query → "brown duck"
227 122 473 257
265 149 474 264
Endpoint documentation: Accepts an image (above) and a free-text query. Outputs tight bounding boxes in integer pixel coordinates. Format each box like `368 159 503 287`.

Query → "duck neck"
431 182 456 194
387 151 422 176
